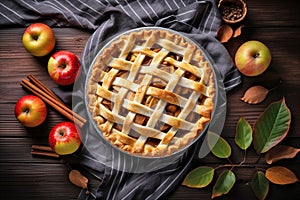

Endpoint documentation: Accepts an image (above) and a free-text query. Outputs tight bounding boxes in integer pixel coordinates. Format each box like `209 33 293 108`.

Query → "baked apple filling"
87 29 215 156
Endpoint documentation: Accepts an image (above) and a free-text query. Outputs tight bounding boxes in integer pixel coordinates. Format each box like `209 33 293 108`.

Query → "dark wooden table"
1 0 300 199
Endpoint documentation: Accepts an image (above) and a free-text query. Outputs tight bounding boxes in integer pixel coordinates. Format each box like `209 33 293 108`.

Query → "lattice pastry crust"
86 29 215 157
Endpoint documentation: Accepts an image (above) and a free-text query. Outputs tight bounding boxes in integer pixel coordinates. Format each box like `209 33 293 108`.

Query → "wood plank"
245 0 300 27
0 163 79 200
0 137 83 164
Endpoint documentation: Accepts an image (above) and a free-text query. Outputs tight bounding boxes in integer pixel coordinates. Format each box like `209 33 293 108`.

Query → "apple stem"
32 34 39 41
254 53 260 58
59 131 65 137
59 64 67 69
24 108 30 114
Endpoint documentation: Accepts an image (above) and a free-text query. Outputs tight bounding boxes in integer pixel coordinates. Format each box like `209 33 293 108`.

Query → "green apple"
14 95 47 127
22 23 55 57
235 40 272 76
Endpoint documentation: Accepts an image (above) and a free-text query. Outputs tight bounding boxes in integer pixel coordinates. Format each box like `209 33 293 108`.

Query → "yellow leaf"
216 24 233 43
241 85 269 104
265 166 299 185
265 145 300 164
233 25 244 38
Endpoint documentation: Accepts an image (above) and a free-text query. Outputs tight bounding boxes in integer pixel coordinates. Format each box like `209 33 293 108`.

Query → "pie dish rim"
84 26 223 159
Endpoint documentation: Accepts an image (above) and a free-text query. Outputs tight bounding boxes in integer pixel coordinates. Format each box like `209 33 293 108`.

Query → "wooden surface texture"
1 0 300 199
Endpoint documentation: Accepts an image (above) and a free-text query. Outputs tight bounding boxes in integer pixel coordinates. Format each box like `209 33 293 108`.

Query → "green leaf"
253 98 291 154
207 131 231 158
212 170 236 199
235 117 253 150
182 166 214 188
251 171 269 200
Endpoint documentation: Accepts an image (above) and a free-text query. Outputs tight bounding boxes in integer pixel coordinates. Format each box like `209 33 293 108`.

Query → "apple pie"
86 28 215 157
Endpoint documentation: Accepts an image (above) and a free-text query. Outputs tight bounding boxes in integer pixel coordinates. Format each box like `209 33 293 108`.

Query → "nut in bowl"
218 0 247 24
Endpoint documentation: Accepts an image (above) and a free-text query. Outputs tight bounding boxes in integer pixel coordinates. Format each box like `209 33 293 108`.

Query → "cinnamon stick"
20 78 86 128
31 150 60 158
31 144 60 159
31 144 54 152
27 74 62 103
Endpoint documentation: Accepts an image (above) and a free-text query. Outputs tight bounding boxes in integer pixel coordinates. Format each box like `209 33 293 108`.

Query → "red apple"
14 95 47 127
22 23 55 57
47 51 81 86
235 40 272 76
49 122 81 155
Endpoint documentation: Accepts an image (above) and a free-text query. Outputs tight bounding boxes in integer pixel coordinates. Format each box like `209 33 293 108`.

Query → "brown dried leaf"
266 166 299 185
233 25 244 38
216 24 233 43
241 85 269 104
69 170 89 193
265 145 300 164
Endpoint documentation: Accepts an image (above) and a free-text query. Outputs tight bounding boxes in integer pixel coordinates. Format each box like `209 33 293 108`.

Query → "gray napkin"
0 1 241 199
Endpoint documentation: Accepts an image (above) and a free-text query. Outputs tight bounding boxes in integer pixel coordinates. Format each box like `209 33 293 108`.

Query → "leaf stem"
227 157 234 165
239 149 247 165
254 154 262 164
269 79 282 92
214 163 266 170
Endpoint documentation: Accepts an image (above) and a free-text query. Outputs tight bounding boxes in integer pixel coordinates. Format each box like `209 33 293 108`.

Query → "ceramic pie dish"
84 27 223 158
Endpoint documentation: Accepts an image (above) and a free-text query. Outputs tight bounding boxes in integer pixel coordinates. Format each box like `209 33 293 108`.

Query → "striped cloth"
0 1 241 200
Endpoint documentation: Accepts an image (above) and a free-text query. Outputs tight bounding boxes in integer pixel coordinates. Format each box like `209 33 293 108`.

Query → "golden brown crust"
86 28 215 157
